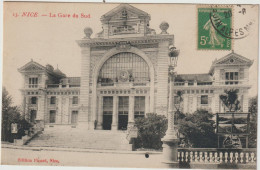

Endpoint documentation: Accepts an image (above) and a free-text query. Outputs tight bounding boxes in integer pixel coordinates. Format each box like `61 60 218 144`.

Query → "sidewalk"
1 143 162 155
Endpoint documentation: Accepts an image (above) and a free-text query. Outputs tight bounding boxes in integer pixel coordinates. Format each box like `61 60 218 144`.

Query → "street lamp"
162 45 180 167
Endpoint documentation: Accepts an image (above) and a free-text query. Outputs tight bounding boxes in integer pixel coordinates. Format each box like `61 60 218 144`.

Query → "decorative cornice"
76 35 174 48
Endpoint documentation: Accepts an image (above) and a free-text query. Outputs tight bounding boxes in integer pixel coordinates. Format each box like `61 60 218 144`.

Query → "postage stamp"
198 7 232 50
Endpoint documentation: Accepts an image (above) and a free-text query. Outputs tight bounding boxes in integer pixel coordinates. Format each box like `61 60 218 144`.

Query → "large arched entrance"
96 52 151 130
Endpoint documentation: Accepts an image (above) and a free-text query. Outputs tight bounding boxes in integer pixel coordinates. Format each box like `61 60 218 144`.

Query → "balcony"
218 80 244 85
26 84 39 88
98 81 149 87
46 84 80 89
174 82 213 86
174 82 185 86
178 148 256 169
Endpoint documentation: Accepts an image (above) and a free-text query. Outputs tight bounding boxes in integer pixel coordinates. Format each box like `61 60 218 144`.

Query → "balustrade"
178 148 256 165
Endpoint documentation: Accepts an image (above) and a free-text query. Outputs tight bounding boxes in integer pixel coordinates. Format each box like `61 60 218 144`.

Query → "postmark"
198 7 232 50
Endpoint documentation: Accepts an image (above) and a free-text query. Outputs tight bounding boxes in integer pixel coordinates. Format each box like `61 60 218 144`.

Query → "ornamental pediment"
110 9 139 21
214 52 253 66
101 4 150 22
18 61 45 73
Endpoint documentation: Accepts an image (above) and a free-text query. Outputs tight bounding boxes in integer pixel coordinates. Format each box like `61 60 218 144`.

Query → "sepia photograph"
1 2 259 169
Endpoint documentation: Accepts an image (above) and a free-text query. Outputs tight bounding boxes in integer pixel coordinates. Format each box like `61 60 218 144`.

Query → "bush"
177 109 218 148
249 96 257 148
135 113 167 150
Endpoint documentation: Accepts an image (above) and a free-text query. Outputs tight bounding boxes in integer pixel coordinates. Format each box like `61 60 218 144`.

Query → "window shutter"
208 96 212 106
69 97 72 106
56 97 59 107
197 96 201 107
47 98 50 106
220 69 225 80
239 68 244 80
188 96 193 113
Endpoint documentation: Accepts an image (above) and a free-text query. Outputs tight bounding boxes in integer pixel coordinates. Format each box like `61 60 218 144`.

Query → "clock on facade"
119 70 129 82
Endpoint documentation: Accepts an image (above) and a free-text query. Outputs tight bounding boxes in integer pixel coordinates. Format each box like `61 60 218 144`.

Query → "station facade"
18 4 253 130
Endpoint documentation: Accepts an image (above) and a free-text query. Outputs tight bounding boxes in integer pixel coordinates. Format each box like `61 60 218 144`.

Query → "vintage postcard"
1 2 259 169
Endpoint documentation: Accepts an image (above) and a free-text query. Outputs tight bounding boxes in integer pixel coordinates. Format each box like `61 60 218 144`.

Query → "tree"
135 113 168 150
248 96 257 148
173 90 186 122
177 109 218 148
219 89 240 112
2 87 31 142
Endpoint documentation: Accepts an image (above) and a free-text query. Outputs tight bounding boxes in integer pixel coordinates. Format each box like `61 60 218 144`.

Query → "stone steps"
26 128 133 151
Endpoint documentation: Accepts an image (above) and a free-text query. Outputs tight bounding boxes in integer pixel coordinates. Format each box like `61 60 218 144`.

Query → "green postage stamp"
198 7 232 50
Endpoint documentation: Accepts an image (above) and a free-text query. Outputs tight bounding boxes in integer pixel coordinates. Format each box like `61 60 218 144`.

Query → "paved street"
1 147 165 168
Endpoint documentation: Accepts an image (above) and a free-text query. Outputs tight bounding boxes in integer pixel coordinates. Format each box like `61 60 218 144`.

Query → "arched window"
98 52 149 85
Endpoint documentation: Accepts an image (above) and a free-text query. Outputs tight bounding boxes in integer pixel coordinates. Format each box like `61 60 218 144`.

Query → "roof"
100 4 150 22
60 77 80 85
18 60 66 78
53 68 66 77
175 74 213 83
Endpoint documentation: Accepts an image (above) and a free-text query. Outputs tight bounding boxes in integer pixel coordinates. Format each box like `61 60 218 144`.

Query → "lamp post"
162 45 180 167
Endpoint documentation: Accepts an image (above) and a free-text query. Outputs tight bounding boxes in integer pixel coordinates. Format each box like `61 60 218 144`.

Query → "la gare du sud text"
21 12 90 18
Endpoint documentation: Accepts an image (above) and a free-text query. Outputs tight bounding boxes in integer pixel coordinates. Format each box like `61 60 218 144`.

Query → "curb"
1 144 162 155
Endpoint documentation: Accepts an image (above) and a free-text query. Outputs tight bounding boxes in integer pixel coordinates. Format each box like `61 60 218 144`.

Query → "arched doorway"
96 52 150 130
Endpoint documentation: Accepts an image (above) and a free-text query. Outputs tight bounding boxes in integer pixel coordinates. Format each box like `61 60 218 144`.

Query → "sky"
3 2 259 106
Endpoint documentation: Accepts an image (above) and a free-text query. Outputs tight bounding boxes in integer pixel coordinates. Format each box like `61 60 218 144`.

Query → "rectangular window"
118 96 129 115
225 72 239 85
50 96 56 104
49 110 56 123
103 96 113 115
201 95 208 105
134 96 145 118
72 96 78 105
31 97 37 104
29 77 38 88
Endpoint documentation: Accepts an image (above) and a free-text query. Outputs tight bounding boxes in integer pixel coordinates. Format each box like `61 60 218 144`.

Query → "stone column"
128 96 135 128
96 96 103 130
112 96 118 131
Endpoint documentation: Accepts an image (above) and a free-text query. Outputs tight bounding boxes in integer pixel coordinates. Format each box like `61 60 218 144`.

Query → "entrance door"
103 96 113 130
49 110 56 123
30 110 37 123
71 111 78 124
118 96 129 130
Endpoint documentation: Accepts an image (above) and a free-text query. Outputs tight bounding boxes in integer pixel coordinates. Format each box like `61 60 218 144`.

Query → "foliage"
219 89 240 112
174 90 186 122
135 113 168 150
2 87 32 142
177 109 218 148
248 96 257 148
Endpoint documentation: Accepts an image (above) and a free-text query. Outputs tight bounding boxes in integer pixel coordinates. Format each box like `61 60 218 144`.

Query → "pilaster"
145 95 150 114
112 96 118 130
156 40 170 115
128 96 135 124
97 96 103 130
243 90 249 112
79 46 91 129
36 93 46 121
